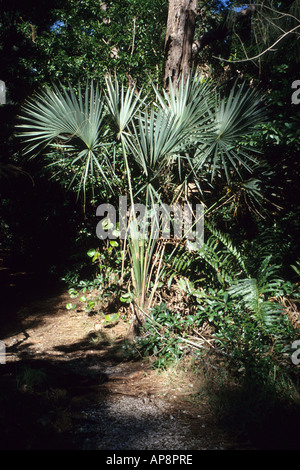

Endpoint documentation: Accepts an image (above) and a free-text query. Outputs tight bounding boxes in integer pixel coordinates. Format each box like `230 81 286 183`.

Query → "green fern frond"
162 246 196 288
228 256 284 327
291 259 300 277
163 223 247 289
198 237 236 286
205 220 248 276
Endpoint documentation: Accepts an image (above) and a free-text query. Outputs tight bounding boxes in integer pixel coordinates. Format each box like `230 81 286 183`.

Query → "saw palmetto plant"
18 82 115 204
17 73 266 326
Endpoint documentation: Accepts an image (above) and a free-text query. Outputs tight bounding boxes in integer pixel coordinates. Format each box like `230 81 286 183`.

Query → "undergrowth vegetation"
1 0 300 451
62 217 300 447
18 74 299 431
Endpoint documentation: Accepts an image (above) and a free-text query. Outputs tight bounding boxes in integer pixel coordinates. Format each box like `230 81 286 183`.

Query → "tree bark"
164 0 198 89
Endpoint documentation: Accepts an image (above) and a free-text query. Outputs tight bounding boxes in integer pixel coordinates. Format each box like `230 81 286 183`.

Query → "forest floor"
0 278 258 451
0 267 299 451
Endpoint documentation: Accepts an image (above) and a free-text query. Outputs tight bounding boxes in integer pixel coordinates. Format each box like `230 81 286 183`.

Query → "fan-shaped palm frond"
128 107 185 186
193 82 266 182
104 73 144 139
17 81 113 201
153 73 215 137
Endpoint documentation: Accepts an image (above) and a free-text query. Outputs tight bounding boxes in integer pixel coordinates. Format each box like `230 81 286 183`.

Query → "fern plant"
228 256 285 328
162 218 248 289
165 222 290 335
199 220 249 286
291 259 300 278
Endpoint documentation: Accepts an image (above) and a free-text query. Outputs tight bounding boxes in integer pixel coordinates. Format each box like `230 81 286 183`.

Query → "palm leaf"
104 73 144 139
17 81 113 200
193 82 266 181
128 107 185 181
154 73 215 131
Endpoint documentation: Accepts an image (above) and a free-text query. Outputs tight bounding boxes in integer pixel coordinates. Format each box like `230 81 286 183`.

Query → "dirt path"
0 289 251 450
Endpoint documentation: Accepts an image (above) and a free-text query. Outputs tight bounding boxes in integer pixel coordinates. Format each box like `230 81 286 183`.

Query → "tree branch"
192 5 255 56
212 23 300 63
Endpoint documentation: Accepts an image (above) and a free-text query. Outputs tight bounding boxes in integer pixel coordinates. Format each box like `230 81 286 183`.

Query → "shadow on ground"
202 363 300 450
0 356 110 449
1 279 300 450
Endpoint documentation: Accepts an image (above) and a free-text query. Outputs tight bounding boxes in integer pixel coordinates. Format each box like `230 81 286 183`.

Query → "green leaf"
17 81 115 204
87 249 97 257
105 313 119 323
66 303 77 310
120 292 133 303
68 288 78 298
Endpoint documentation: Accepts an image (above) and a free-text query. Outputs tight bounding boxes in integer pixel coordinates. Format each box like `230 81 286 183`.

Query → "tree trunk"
164 0 197 89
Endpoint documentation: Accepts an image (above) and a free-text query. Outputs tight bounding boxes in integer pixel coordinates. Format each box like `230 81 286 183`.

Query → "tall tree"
164 0 197 88
164 0 300 88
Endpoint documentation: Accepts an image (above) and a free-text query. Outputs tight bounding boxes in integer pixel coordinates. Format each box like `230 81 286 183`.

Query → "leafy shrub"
134 303 187 369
